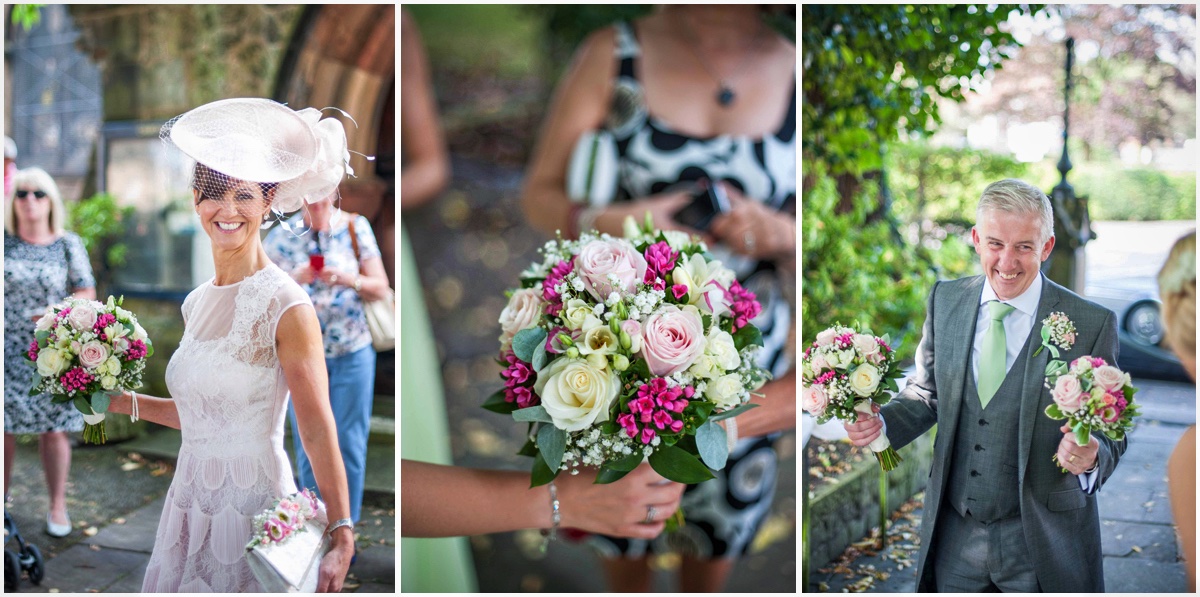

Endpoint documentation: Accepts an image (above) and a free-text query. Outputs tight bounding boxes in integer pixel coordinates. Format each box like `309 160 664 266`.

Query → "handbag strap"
345 213 365 275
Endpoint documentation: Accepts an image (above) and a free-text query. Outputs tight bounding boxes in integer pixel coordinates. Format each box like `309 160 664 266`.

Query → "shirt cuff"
1078 465 1099 493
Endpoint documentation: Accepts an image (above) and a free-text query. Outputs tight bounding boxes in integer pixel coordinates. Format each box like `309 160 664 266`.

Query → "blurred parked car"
1086 274 1191 381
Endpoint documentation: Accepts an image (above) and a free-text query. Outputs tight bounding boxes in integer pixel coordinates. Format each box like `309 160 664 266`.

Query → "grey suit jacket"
882 274 1123 593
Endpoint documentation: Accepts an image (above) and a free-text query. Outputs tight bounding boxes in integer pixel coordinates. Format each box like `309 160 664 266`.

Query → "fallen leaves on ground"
814 493 925 592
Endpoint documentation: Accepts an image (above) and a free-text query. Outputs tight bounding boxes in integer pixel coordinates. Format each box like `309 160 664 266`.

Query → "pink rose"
1091 365 1126 392
811 353 830 372
852 334 881 359
78 341 111 370
802 384 829 415
1051 374 1084 413
498 286 545 348
815 328 837 347
641 305 705 376
67 303 98 331
576 239 648 301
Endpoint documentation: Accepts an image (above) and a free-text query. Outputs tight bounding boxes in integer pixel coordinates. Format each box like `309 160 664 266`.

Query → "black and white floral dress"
4 232 95 433
587 21 796 559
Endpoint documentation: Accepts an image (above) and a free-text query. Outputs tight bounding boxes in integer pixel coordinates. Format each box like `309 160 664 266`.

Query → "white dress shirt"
974 273 1097 491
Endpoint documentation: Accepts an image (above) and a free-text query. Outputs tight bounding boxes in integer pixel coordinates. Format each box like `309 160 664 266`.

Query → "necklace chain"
678 13 767 108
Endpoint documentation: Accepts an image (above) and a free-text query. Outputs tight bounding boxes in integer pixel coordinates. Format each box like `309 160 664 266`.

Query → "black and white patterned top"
606 21 796 378
4 232 95 433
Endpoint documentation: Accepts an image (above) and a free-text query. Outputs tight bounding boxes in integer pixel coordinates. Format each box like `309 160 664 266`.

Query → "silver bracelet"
540 481 560 553
327 517 354 536
130 391 139 423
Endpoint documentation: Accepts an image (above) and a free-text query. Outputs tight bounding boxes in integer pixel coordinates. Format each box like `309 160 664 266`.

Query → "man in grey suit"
845 179 1124 592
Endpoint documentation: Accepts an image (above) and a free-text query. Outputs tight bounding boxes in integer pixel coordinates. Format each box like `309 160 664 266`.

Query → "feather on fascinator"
160 98 353 214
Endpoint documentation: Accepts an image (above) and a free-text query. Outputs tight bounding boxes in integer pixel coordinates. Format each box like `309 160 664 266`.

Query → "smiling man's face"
972 208 1055 300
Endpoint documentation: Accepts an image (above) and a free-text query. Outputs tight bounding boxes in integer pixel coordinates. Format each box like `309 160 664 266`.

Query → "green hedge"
1028 162 1197 222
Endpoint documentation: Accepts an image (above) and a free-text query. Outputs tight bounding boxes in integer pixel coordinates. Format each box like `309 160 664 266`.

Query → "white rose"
103 356 122 376
561 299 593 331
67 303 98 331
852 334 881 359
826 350 852 370
100 375 118 391
707 374 745 410
533 357 620 432
35 312 55 332
36 348 68 377
688 354 721 380
662 230 692 252
78 341 111 370
706 329 741 371
498 286 545 348
849 364 883 397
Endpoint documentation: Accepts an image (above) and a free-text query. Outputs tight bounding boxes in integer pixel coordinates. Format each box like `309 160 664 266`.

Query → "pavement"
809 376 1195 592
3 425 395 593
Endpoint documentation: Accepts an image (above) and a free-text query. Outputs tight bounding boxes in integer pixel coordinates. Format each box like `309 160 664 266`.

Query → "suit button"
970 470 980 477
978 418 988 426
974 444 984 451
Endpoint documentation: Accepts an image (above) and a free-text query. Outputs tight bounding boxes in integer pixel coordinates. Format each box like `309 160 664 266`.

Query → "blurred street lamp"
1045 37 1096 293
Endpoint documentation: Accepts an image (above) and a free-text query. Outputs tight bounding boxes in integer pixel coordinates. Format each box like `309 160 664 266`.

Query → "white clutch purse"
245 490 330 592
566 129 618 206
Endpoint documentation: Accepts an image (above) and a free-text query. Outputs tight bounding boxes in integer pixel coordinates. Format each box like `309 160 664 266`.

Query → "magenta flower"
617 413 638 438
728 280 762 331
501 353 533 387
125 339 148 361
265 518 286 542
541 258 575 316
27 340 39 362
671 284 688 300
644 241 678 277
640 427 656 444
93 313 116 331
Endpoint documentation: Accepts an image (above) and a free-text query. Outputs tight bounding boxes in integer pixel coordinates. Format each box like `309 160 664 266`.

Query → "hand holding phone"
672 180 730 232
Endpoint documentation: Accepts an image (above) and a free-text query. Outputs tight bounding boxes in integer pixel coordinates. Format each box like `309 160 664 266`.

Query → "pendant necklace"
679 15 766 108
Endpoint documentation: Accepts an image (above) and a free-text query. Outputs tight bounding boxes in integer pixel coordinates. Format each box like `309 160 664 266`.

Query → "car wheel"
1125 300 1164 346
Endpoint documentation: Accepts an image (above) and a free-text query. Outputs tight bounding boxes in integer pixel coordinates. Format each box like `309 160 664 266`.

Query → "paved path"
810 376 1194 592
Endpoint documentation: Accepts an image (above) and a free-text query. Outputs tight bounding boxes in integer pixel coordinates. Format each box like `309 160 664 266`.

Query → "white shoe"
46 512 71 537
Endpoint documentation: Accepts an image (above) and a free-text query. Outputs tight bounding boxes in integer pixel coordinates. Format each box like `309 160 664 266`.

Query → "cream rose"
36 347 68 377
100 375 118 391
849 363 883 397
103 356 122 376
1092 365 1126 392
575 239 647 301
533 357 620 432
67 303 98 331
802 384 830 415
641 305 706 376
498 286 544 348
707 373 745 410
561 298 593 331
1051 374 1084 413
35 311 55 332
78 341 111 370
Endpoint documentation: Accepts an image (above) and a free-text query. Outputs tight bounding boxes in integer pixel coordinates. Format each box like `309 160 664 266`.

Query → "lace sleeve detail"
228 267 311 368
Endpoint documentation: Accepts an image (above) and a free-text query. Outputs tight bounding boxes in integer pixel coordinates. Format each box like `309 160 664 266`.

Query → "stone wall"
805 431 935 570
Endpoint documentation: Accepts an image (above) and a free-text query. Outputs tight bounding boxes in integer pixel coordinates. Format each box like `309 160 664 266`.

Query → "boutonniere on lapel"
1033 311 1076 358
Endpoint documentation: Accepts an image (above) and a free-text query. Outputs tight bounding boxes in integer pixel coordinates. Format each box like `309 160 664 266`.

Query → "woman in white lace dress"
104 98 355 592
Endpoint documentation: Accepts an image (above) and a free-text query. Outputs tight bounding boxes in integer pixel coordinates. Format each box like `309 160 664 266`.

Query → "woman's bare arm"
400 10 450 211
106 390 181 430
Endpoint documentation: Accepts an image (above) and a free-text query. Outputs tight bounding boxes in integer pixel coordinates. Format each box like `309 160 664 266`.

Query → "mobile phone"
672 181 731 232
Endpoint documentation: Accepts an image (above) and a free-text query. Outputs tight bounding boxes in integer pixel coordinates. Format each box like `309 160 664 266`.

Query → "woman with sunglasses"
3 166 96 538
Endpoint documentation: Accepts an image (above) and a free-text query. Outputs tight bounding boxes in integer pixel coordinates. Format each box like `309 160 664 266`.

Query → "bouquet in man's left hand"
26 295 154 444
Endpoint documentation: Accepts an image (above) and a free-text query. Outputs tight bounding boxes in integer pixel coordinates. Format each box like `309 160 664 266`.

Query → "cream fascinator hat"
160 98 353 214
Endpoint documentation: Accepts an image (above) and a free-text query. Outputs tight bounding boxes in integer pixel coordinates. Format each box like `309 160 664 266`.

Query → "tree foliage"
802 4 1040 176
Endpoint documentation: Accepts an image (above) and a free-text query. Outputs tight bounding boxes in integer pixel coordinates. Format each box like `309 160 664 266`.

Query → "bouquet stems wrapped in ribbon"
486 215 771 531
26 296 154 444
801 324 905 471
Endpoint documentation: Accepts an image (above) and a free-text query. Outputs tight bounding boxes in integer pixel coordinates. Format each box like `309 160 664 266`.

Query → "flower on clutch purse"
1033 311 1077 358
246 489 324 550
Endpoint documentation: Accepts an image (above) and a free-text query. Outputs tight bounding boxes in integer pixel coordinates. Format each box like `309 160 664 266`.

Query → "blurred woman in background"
1163 231 1196 591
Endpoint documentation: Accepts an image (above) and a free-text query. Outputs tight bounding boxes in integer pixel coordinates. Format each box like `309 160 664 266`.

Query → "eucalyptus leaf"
695 421 728 470
537 425 567 472
532 341 549 372
710 402 760 422
91 391 111 415
72 396 93 416
512 327 548 363
647 445 715 484
513 405 554 424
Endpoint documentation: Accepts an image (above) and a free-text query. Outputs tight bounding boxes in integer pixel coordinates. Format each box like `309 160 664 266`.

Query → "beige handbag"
348 215 396 352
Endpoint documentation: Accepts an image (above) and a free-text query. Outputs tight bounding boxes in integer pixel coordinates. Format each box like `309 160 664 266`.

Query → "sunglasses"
15 190 47 200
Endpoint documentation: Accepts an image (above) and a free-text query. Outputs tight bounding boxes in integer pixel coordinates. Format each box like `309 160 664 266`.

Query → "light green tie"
978 301 1015 408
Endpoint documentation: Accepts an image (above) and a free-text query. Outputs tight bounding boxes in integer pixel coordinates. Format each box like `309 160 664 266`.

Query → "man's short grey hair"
976 179 1054 243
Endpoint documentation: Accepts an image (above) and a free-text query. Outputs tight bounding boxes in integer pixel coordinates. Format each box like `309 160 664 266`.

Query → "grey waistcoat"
945 331 1035 523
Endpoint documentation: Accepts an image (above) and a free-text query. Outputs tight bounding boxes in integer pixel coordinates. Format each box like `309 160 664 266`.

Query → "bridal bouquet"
487 216 769 492
26 296 154 444
244 489 328 592
801 324 905 470
1045 355 1139 454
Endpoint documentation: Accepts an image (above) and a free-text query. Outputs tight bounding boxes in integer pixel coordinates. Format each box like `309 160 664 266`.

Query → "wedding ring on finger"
1068 454 1077 463
644 505 657 524
743 231 756 252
